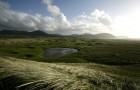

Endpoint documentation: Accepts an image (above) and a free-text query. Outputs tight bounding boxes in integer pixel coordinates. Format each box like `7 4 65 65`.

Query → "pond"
44 48 78 58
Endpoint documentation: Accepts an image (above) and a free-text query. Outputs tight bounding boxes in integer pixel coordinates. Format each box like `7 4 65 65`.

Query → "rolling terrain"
0 38 139 65
0 57 139 90
0 37 140 90
0 30 62 37
0 30 116 39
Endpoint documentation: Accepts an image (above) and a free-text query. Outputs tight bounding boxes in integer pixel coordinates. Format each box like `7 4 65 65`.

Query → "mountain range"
0 30 61 37
0 30 116 39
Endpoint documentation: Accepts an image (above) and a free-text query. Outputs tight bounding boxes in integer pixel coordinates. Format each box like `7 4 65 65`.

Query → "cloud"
69 9 113 35
43 0 71 28
91 9 112 25
0 0 58 32
43 0 52 4
0 0 113 35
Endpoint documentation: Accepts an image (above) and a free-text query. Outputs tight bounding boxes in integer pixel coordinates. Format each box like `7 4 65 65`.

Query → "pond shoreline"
44 48 78 58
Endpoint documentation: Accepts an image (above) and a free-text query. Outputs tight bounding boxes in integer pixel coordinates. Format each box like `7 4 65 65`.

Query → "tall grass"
0 57 139 90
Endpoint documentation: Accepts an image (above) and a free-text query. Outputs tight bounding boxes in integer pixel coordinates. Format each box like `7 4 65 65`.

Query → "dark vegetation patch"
0 75 52 90
24 54 34 58
95 42 102 45
0 75 26 90
122 79 136 90
12 51 19 54
26 46 35 49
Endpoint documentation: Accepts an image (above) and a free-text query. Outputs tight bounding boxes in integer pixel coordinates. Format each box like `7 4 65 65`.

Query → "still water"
44 48 78 58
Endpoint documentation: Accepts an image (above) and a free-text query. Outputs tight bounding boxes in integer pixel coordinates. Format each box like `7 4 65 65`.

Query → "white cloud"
43 0 52 5
0 0 57 32
70 9 113 35
43 0 71 28
91 9 112 25
0 0 114 35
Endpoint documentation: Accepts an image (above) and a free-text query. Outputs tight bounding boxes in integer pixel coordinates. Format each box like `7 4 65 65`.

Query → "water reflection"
44 48 78 58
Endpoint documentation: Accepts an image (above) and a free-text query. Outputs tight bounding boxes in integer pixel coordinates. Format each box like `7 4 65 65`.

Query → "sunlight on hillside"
0 57 140 90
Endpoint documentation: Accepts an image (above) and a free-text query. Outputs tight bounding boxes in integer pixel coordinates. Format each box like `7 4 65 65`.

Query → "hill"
0 30 116 39
0 30 62 37
77 33 116 39
0 57 139 90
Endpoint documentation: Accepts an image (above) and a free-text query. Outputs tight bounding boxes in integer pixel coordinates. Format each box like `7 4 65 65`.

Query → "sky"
0 0 140 38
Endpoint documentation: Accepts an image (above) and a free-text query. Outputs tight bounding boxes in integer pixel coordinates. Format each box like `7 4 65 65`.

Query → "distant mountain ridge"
77 33 116 39
0 29 116 39
0 30 62 37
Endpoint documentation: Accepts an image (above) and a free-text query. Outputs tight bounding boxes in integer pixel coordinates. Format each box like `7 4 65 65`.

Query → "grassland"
0 57 140 90
0 37 140 90
0 38 140 64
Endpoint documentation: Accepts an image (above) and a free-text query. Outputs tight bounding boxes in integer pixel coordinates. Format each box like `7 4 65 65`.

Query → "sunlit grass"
0 57 139 89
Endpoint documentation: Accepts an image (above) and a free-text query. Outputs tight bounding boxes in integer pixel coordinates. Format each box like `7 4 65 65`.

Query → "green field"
0 38 140 90
0 38 140 64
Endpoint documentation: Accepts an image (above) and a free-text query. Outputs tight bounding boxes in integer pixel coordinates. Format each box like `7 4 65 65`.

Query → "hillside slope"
0 30 62 37
77 33 116 39
0 57 139 90
0 30 116 39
